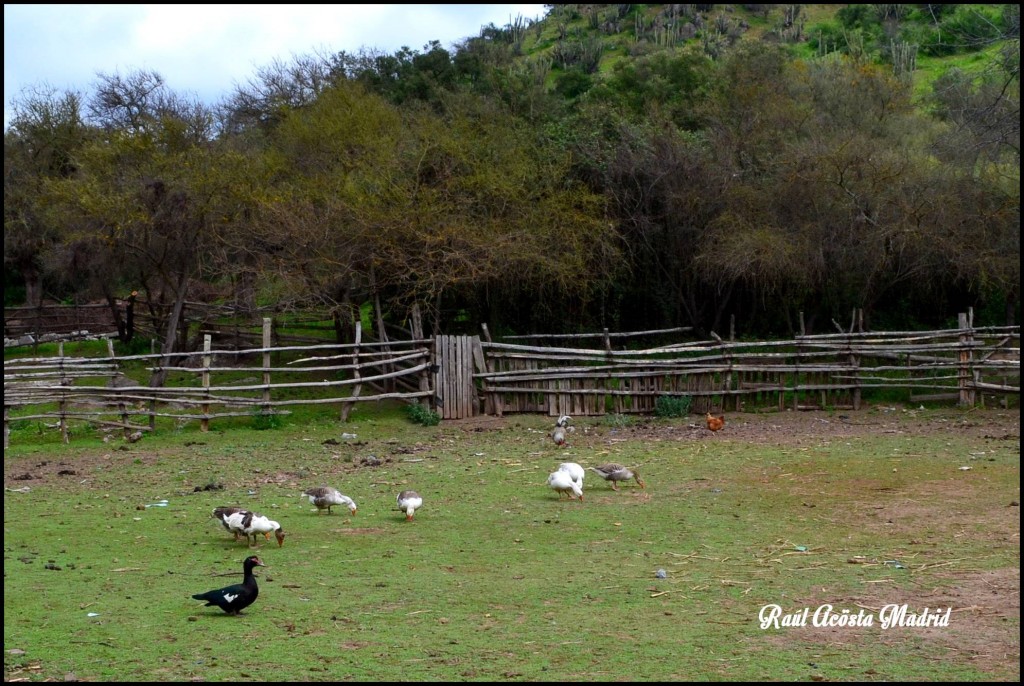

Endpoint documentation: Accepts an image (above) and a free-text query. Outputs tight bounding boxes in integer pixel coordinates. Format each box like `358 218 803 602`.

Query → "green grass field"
3 403 1020 681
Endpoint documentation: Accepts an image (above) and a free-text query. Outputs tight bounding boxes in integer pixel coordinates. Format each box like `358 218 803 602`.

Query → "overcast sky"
3 4 548 129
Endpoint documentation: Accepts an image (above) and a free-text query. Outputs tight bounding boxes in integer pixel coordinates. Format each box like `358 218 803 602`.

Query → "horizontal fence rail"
477 325 1020 418
4 319 433 447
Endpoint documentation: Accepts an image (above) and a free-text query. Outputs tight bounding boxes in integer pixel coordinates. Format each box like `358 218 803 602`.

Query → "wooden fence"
4 302 121 345
4 318 433 448
4 316 1019 447
4 299 347 350
477 320 1019 418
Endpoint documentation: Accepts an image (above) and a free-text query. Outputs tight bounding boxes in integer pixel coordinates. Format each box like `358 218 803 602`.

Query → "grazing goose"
557 462 585 488
588 463 646 491
191 555 265 615
223 510 285 547
547 469 583 500
212 506 246 541
302 487 357 516
397 490 423 522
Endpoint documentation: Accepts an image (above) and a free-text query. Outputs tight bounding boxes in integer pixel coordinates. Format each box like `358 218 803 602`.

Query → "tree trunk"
21 262 43 306
235 269 256 313
148 274 190 388
103 288 136 343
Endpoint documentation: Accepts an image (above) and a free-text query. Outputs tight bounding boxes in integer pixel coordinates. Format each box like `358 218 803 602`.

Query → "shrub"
601 412 635 428
251 410 283 430
114 336 152 357
405 403 441 426
655 395 692 418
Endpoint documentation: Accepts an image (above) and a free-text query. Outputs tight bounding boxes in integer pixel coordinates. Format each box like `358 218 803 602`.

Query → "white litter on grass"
958 466 972 471
341 433 358 439
144 500 169 508
87 613 100 617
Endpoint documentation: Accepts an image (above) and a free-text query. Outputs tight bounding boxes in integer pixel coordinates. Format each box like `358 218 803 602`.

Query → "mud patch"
762 568 1019 680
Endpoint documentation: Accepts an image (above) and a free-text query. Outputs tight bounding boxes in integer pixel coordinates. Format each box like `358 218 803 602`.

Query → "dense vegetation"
4 4 1020 355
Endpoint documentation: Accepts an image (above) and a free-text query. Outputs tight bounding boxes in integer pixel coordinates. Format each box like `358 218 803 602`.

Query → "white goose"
397 490 423 522
302 486 357 516
547 469 583 501
224 510 285 547
557 462 585 488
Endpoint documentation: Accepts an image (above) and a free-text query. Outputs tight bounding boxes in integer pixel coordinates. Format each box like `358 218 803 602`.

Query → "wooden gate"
433 335 483 419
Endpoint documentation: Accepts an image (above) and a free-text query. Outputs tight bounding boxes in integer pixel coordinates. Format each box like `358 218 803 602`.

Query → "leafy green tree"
44 70 254 379
4 85 90 305
254 80 617 334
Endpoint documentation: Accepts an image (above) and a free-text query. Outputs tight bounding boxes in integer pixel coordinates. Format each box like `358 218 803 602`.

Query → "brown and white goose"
223 510 285 547
212 506 246 541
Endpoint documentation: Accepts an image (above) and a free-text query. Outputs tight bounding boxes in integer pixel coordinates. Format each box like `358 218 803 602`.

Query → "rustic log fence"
4 315 1019 447
4 318 434 448
476 320 1020 418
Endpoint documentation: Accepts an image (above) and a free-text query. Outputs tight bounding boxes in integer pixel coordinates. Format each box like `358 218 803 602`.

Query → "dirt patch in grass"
847 478 1021 541
610 405 1019 447
444 403 1019 447
763 567 1020 680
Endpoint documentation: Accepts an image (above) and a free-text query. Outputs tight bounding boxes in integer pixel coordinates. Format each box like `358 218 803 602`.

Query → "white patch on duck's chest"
223 592 239 603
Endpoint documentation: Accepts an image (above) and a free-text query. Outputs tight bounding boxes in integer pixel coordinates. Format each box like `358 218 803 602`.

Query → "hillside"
499 3 1016 98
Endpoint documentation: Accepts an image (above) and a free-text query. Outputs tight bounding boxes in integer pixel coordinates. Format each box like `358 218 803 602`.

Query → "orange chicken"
705 412 725 433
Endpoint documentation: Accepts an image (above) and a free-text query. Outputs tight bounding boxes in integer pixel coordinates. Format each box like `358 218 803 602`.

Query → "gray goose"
302 486 357 516
588 463 646 491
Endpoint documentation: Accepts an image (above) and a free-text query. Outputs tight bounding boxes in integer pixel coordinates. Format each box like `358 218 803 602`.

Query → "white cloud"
4 4 547 127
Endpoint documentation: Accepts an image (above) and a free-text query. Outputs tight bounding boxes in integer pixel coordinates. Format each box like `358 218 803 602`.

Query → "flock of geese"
194 412 720 614
546 415 646 502
194 489 421 615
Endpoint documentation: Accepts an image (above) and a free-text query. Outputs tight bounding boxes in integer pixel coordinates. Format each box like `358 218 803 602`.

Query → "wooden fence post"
849 331 861 411
958 311 976 408
107 339 130 439
201 334 212 432
340 321 362 422
480 324 499 416
58 342 69 444
148 338 158 430
262 317 273 418
411 305 431 409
